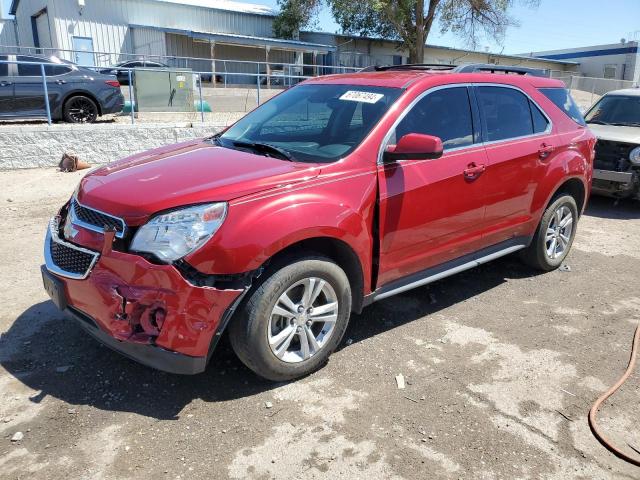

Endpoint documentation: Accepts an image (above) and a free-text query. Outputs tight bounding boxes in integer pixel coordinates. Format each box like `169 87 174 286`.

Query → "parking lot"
0 167 639 479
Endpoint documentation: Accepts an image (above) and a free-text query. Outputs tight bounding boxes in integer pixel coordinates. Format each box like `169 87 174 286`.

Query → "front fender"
185 170 378 290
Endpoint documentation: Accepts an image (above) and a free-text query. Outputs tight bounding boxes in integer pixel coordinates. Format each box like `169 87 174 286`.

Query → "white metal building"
7 0 335 81
529 41 640 83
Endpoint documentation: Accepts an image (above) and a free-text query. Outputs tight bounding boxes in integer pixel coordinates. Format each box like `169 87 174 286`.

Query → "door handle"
538 143 555 160
463 162 486 180
0 81 12 86
55 80 67 85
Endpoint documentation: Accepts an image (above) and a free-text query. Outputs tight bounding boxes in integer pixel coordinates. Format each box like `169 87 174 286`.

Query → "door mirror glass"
383 133 444 163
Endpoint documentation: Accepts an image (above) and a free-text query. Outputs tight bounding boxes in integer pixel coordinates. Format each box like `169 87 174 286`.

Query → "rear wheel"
520 194 578 271
228 256 351 381
63 95 99 123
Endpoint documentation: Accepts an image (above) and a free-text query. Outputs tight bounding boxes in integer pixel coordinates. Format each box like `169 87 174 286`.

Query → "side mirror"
383 133 444 163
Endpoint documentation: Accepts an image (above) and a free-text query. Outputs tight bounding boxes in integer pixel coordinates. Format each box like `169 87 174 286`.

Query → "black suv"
0 54 124 123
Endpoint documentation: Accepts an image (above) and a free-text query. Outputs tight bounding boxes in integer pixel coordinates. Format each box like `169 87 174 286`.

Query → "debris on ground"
59 153 90 173
55 365 72 373
395 374 406 389
11 431 24 442
264 401 273 409
559 264 571 272
345 338 353 346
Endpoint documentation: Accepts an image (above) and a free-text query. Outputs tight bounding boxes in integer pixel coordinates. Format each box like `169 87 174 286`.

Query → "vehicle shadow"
585 195 640 220
1 255 542 420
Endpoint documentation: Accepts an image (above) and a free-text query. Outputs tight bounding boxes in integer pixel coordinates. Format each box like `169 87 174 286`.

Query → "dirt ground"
1 168 639 480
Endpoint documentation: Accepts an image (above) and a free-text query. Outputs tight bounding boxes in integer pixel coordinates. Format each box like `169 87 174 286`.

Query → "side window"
530 101 549 133
394 87 474 150
538 87 586 126
477 86 535 142
0 56 7 77
44 64 72 76
16 56 42 76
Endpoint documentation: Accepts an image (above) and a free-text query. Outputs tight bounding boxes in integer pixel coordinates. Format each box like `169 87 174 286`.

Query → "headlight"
130 203 227 262
630 146 640 166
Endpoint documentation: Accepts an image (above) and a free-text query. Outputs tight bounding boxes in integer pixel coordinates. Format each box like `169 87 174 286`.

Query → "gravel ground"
1 168 639 480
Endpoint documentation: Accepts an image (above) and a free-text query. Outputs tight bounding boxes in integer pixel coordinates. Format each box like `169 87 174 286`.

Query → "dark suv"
0 54 124 123
42 64 595 381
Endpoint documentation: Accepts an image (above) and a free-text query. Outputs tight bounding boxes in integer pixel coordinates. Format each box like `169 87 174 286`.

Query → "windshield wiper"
207 133 223 146
232 141 294 161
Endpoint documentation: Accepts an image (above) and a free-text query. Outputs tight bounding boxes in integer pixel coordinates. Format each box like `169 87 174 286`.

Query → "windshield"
218 84 402 163
585 95 640 127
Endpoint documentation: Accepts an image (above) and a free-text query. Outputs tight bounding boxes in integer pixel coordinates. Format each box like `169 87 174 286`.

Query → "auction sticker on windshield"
339 91 385 104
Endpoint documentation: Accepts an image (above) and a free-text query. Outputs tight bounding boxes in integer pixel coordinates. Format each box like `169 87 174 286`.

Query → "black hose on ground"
588 322 640 467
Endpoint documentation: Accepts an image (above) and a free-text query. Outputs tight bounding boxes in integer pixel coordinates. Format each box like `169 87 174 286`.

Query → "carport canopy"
129 24 336 54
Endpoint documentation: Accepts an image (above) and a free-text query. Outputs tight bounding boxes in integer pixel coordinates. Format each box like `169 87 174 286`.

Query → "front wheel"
520 194 578 271
228 257 352 381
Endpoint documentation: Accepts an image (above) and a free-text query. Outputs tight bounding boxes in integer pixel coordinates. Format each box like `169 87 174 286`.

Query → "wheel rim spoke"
298 327 310 360
309 301 337 317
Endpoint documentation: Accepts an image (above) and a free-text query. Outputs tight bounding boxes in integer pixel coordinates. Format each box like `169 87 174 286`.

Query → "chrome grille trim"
44 216 100 280
70 197 127 239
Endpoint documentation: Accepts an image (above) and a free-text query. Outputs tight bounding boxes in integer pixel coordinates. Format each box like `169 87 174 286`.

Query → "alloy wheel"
267 277 339 363
545 205 573 260
67 97 97 123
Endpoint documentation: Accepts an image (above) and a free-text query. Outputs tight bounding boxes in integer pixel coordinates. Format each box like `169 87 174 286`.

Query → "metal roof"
130 24 336 52
303 31 580 66
11 0 276 16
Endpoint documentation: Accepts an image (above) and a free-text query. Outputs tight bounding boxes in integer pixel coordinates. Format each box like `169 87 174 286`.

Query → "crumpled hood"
588 124 640 145
77 139 320 225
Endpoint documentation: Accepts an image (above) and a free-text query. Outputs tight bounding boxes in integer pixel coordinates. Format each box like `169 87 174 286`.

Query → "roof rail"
360 63 456 72
452 63 549 77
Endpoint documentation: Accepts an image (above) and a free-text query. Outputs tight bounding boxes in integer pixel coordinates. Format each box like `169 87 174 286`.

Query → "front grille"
45 217 99 279
594 140 637 171
49 240 95 276
71 199 125 236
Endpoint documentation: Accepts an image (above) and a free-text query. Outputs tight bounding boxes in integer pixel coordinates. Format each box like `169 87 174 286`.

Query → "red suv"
42 64 595 381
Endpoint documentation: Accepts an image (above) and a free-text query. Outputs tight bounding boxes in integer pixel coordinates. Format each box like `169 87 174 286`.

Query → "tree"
274 0 538 63
273 0 322 39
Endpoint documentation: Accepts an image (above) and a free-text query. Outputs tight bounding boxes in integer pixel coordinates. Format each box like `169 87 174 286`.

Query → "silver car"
585 88 640 199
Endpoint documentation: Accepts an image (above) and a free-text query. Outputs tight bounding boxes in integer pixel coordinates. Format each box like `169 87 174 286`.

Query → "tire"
520 194 579 271
63 95 99 124
228 256 352 381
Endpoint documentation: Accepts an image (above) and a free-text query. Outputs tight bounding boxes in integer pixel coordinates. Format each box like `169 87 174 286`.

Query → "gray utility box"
133 70 195 112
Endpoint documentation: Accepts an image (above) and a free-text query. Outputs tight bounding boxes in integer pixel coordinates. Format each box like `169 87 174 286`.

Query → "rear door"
475 85 553 246
376 85 490 287
0 55 14 115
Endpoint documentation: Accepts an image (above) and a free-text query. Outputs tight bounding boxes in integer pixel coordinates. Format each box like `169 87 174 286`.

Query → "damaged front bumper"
592 169 640 199
42 215 245 375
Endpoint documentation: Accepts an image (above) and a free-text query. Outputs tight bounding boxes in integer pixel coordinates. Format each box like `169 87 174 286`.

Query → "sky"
2 0 640 54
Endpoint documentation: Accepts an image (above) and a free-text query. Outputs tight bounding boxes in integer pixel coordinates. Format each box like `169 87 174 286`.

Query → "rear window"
539 88 586 126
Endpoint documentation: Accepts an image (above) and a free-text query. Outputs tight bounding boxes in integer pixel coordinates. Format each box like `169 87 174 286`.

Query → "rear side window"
539 88 586 126
0 56 7 77
394 87 474 149
477 86 536 141
17 56 41 76
44 64 72 76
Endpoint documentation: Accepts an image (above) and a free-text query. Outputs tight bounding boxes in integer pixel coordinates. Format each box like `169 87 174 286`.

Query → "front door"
0 56 15 115
72 37 95 67
376 86 489 287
